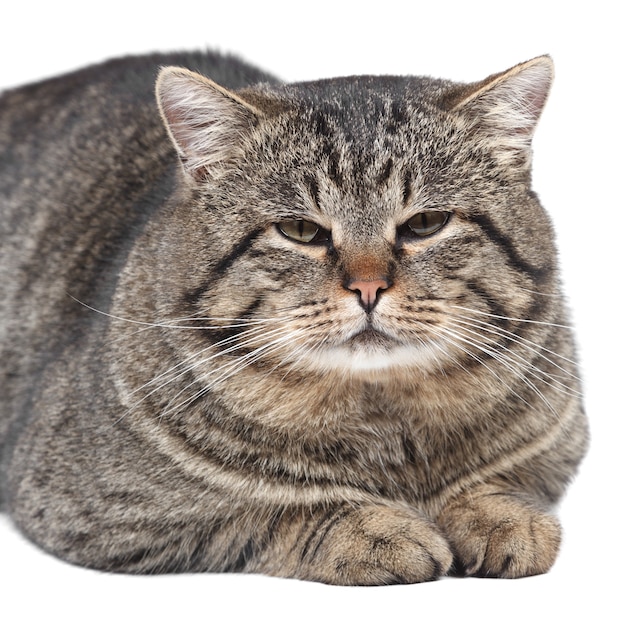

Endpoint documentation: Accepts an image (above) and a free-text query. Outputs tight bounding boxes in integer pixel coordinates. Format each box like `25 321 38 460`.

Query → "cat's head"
154 57 557 382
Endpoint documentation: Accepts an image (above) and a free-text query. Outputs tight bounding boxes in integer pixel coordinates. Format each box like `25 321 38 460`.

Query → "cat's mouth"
346 328 399 350
301 324 443 373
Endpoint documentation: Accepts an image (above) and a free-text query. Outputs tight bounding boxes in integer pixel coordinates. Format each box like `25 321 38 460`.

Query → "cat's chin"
300 335 447 376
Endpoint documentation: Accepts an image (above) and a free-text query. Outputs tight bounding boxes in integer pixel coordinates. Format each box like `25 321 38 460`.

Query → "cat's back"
0 51 277 455
0 50 278 306
0 51 277 197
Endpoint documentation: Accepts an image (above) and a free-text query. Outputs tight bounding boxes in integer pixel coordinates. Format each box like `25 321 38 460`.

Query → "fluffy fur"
0 51 588 584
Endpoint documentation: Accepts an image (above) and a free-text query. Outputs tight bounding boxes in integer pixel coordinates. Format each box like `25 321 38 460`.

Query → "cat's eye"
277 219 330 244
401 211 451 239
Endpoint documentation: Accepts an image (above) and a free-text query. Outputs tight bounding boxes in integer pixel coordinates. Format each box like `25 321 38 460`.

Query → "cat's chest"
216 368 416 431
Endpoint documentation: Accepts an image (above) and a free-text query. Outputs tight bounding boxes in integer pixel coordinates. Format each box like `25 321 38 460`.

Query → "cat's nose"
346 278 390 313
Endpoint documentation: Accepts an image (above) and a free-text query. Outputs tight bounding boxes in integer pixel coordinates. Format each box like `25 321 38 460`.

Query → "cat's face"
156 59 557 383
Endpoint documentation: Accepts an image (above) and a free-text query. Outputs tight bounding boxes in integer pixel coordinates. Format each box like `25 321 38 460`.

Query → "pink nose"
347 278 390 312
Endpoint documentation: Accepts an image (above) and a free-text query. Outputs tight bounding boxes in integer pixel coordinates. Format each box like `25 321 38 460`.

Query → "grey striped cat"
0 51 588 584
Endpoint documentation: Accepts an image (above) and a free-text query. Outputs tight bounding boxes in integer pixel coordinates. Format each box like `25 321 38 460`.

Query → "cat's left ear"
448 55 554 166
156 67 263 181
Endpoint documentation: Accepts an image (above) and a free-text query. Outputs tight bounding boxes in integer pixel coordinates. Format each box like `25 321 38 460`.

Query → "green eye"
404 211 450 237
277 219 330 244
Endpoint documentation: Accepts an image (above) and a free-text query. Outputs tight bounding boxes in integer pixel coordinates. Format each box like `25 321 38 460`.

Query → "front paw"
296 503 453 585
437 490 561 578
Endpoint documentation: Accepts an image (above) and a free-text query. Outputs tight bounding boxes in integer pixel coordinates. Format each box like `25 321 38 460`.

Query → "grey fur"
0 51 587 584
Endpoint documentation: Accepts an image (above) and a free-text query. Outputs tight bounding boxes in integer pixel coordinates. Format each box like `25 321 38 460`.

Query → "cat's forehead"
282 75 453 108
244 75 467 180
249 77 461 218
272 75 454 136
227 77 469 232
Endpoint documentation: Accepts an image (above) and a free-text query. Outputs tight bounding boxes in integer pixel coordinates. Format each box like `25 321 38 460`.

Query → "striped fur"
0 52 588 584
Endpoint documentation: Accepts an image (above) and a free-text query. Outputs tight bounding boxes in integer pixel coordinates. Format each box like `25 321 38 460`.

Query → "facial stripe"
467 213 552 282
376 158 393 186
184 227 265 306
213 227 265 277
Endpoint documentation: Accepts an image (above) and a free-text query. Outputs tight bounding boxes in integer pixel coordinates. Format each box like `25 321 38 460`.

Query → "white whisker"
446 321 582 399
447 317 582 394
158 327 309 419
437 325 559 417
450 312 579 369
451 304 574 329
122 323 294 419
128 321 282 397
68 293 287 330
519 287 564 298
415 321 532 407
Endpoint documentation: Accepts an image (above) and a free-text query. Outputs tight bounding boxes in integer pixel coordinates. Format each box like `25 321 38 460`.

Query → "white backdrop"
1 2 622 624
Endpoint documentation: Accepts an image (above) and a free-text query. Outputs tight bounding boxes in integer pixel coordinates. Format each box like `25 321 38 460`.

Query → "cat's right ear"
156 67 262 181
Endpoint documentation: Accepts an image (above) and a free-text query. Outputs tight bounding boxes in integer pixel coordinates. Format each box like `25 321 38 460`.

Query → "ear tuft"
451 56 554 165
156 67 261 180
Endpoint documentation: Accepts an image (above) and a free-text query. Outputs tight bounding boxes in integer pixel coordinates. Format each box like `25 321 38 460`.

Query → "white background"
1 1 622 624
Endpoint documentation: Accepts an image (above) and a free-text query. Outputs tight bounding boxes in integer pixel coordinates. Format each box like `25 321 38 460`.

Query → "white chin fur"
302 341 447 374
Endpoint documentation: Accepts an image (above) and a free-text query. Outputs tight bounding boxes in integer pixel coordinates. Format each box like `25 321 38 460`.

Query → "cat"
0 50 588 585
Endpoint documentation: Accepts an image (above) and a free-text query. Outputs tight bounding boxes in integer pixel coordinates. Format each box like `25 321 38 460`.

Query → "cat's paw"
438 490 561 578
297 503 453 585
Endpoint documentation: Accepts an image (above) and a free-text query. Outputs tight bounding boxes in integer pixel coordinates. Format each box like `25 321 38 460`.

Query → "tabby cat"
0 51 588 584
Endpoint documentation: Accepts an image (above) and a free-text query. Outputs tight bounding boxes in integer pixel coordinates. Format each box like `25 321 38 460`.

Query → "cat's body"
0 51 588 584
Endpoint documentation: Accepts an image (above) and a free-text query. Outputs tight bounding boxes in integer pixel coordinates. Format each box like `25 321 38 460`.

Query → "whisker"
448 315 582 389
450 312 579 369
68 293 287 330
414 322 533 408
108 316 283 347
451 304 574 329
127 322 282 397
437 325 559 417
519 287 564 298
446 320 582 399
158 327 309 419
115 322 293 423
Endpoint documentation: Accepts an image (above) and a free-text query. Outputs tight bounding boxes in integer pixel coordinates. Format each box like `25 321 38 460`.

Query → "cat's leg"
436 484 561 578
9 438 454 585
259 501 453 585
6 406 451 583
